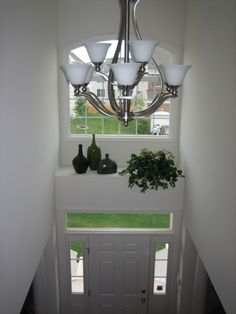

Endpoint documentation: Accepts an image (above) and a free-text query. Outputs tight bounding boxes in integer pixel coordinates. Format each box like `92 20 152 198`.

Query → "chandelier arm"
107 80 122 113
113 0 126 64
132 0 165 97
96 72 109 82
132 0 142 40
133 93 172 117
80 92 117 118
107 46 122 112
107 0 127 114
124 0 130 63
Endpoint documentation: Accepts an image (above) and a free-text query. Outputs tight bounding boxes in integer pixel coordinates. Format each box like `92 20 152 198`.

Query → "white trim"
65 229 174 235
65 134 173 142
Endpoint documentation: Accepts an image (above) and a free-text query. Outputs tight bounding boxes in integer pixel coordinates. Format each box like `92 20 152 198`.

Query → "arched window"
66 39 174 137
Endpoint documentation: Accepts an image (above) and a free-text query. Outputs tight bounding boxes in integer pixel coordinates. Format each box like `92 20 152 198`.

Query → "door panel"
89 235 150 314
89 235 118 314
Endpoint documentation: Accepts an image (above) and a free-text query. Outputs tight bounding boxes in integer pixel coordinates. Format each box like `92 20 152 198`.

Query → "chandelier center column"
124 0 131 63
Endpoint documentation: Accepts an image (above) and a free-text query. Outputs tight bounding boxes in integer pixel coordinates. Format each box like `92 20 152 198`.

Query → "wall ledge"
55 167 184 213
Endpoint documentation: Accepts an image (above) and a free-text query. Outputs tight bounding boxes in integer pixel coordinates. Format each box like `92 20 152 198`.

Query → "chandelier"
62 0 191 126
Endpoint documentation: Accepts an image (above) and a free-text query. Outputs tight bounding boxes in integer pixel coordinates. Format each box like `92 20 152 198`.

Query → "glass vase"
87 134 101 170
72 144 89 174
97 153 117 174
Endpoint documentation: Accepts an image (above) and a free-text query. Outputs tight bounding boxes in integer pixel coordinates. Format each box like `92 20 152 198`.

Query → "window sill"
65 134 173 142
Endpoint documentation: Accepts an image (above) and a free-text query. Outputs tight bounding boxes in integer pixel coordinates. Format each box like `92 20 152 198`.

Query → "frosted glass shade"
110 63 141 86
159 64 191 86
62 64 91 85
85 43 111 63
85 65 95 84
130 40 158 62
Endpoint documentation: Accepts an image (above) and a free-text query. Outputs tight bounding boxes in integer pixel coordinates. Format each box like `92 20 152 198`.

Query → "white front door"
89 234 150 314
64 233 174 314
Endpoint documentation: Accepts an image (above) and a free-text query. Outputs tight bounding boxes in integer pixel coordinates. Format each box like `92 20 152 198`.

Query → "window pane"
154 260 168 277
69 242 84 294
153 277 166 294
97 88 105 98
103 117 120 134
119 120 137 135
86 117 103 134
155 243 169 258
71 118 88 134
66 213 172 229
153 242 169 295
70 242 84 258
70 259 84 277
137 118 151 135
71 277 84 293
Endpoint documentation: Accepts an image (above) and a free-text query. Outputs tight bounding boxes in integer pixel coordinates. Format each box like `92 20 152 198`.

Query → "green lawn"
70 112 151 135
67 212 170 229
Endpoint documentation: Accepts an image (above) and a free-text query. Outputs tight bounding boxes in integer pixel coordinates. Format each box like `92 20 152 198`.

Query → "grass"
71 116 135 135
67 212 170 229
70 242 83 260
70 112 151 135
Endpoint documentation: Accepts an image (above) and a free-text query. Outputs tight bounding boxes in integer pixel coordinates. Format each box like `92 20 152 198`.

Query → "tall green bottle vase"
87 134 101 170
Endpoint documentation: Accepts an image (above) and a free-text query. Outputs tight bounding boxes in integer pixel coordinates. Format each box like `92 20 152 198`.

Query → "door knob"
141 289 146 293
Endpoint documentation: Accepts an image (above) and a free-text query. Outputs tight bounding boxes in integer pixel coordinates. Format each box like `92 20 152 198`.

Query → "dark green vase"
97 153 117 174
72 144 89 174
87 134 101 170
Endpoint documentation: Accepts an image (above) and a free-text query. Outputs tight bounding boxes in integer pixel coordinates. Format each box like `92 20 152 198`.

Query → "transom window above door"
66 212 173 230
67 40 174 137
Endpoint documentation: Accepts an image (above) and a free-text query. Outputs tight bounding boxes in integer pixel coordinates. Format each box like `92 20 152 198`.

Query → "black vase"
97 153 117 174
72 144 89 174
87 134 101 170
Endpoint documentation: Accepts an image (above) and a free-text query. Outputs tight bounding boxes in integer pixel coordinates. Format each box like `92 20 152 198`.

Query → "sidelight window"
69 241 85 294
153 242 169 294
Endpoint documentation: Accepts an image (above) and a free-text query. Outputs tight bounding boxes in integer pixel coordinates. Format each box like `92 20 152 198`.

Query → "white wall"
0 0 59 313
55 169 185 313
177 227 198 314
180 0 236 313
177 227 208 314
33 224 59 314
57 0 186 167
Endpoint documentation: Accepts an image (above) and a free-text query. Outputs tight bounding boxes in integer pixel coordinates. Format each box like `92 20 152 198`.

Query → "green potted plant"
119 149 184 193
